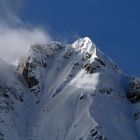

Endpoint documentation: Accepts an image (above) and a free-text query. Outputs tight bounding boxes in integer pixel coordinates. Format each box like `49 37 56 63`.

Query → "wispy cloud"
0 0 52 64
0 0 23 23
0 24 52 64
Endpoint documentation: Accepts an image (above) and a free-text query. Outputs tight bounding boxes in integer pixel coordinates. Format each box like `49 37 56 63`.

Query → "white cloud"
0 24 52 64
0 0 52 64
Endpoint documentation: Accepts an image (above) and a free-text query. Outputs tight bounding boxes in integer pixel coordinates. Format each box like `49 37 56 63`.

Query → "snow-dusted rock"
127 77 140 103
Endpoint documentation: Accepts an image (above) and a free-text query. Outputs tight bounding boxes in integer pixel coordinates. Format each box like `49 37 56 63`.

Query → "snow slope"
0 37 140 140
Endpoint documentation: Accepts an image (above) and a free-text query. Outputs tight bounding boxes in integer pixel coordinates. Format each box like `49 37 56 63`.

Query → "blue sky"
1 0 140 76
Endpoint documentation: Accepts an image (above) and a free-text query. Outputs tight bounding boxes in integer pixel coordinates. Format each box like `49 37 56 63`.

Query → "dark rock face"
88 127 107 140
84 62 96 74
99 88 114 95
19 42 62 97
84 57 106 74
23 59 39 89
127 77 140 103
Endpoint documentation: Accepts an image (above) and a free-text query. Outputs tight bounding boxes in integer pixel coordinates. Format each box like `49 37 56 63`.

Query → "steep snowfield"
0 37 140 140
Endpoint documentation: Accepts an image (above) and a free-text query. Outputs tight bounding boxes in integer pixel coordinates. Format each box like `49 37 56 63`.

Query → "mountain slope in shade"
0 37 140 140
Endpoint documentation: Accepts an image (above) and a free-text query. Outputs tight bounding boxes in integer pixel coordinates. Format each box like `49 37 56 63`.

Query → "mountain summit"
0 37 140 140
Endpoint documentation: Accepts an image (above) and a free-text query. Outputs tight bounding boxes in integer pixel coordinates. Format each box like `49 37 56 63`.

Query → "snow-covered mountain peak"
1 38 140 140
72 37 96 60
17 37 123 100
72 37 94 49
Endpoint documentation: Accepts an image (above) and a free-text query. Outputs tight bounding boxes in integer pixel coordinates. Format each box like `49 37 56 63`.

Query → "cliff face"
0 37 140 140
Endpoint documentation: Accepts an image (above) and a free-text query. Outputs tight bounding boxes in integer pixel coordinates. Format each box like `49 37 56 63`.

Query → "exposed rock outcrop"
127 77 140 103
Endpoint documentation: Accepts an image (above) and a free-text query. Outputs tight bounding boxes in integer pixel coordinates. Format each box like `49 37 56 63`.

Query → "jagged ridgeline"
0 37 140 140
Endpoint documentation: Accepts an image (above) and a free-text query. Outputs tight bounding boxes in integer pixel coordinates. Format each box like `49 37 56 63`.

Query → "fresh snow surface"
0 37 140 140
